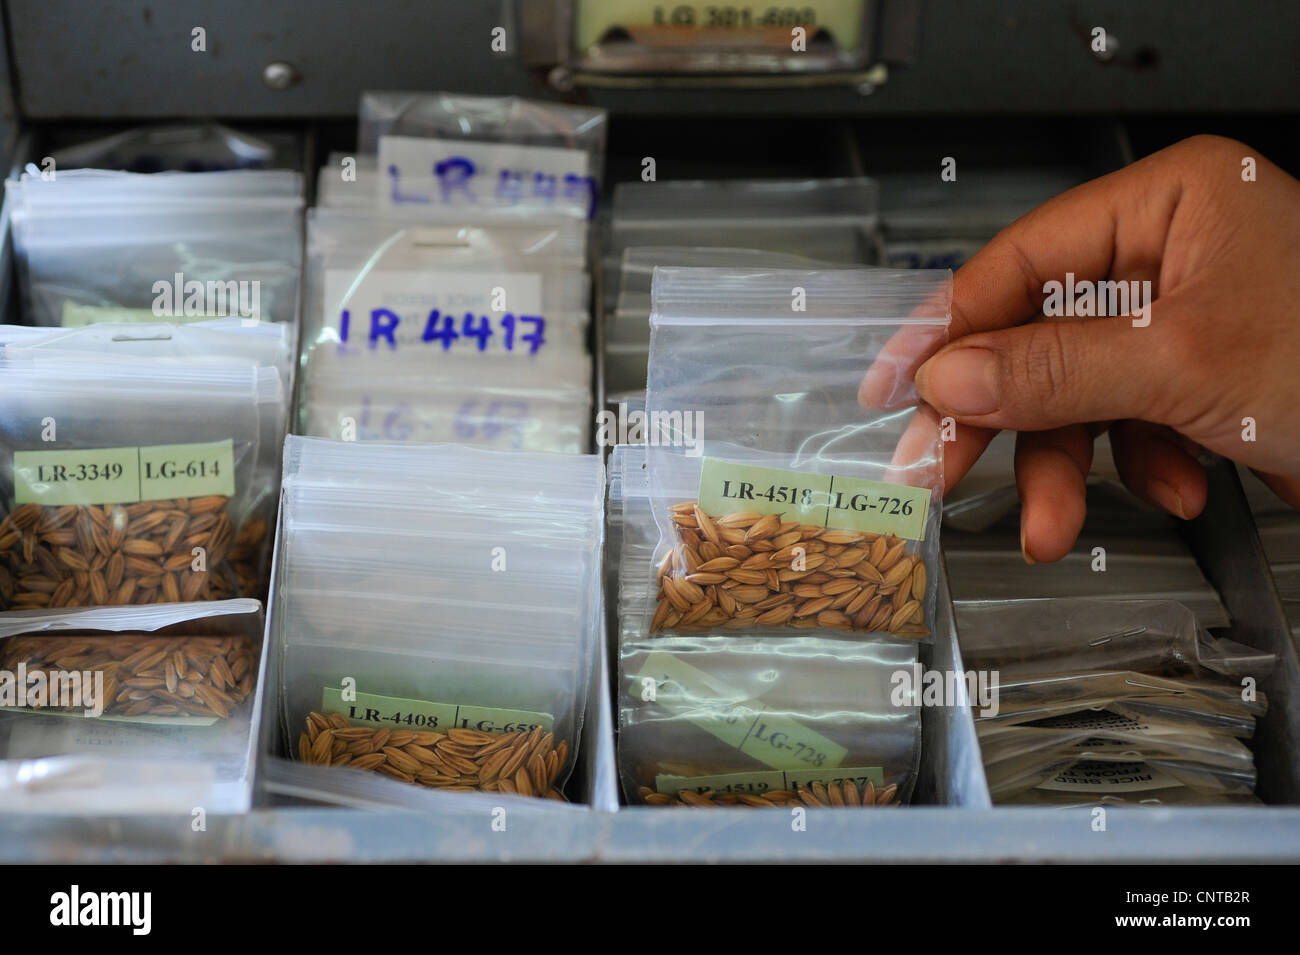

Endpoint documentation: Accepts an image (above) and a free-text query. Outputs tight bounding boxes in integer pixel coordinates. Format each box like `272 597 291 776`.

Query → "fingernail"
1020 518 1037 565
1148 479 1188 519
920 348 1000 415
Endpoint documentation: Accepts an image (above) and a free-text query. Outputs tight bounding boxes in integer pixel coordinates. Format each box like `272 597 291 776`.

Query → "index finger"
862 150 1184 412
947 151 1186 338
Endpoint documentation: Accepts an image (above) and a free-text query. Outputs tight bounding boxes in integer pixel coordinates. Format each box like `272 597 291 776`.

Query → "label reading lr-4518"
320 687 553 736
13 440 235 506
697 457 931 541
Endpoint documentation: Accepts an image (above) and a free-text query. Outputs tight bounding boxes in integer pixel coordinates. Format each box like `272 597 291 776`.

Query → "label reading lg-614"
14 440 234 506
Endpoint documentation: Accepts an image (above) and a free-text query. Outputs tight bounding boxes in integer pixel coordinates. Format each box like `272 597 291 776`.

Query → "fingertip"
1021 488 1086 564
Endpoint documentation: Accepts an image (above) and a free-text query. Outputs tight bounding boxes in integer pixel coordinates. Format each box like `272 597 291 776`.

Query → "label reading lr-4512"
320 687 553 736
697 457 931 541
654 766 884 798
13 440 235 506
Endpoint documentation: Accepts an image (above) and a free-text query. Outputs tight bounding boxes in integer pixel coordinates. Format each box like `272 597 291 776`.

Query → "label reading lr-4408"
320 687 553 736
697 457 931 541
13 440 235 506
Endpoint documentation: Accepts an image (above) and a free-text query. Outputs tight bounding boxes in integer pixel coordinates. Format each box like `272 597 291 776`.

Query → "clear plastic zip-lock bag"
644 267 950 640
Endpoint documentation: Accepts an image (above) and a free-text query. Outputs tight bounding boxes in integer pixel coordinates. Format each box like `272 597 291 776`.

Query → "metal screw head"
261 61 301 90
548 66 575 92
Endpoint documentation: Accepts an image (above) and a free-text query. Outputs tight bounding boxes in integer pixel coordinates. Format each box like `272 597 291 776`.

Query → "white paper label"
321 269 545 354
378 136 596 219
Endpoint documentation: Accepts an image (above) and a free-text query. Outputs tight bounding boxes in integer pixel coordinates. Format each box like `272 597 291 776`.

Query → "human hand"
877 136 1300 562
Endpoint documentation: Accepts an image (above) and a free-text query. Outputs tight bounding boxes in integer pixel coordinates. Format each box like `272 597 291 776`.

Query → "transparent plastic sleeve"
273 437 604 801
990 756 1258 804
7 170 303 328
0 355 278 607
643 267 950 640
978 670 1266 738
297 211 591 452
609 178 881 265
955 598 1204 679
0 599 265 813
48 123 283 173
359 91 607 223
618 634 920 807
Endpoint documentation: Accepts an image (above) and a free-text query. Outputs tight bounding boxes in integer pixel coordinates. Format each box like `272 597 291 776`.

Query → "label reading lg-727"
697 457 931 541
654 766 884 798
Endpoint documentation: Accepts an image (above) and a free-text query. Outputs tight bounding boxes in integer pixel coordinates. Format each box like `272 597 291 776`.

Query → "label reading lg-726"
697 457 931 541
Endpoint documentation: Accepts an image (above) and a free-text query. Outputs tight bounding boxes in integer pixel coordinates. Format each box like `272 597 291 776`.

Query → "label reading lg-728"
636 652 848 770
697 457 931 541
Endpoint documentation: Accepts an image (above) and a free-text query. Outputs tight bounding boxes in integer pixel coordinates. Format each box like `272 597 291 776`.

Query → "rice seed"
911 563 927 600
0 496 266 610
889 600 921 632
755 604 796 626
693 505 721 546
794 595 833 617
301 722 566 805
743 513 782 542
655 502 931 637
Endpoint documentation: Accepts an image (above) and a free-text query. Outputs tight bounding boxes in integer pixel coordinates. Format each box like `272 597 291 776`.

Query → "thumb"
915 314 1168 432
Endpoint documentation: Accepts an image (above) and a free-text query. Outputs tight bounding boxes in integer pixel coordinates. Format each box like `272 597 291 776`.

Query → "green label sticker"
13 447 141 506
654 766 884 798
321 687 553 735
13 440 235 507
638 652 848 770
139 440 235 500
697 457 931 541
